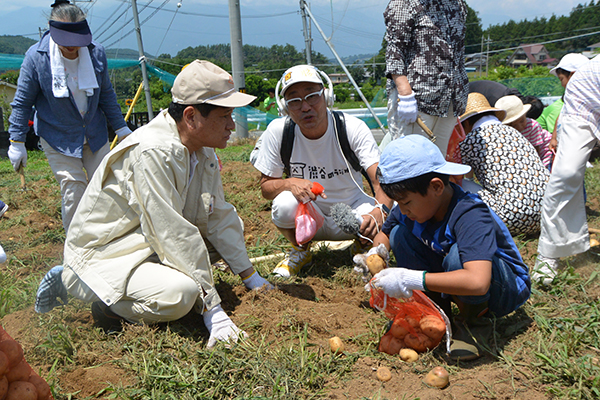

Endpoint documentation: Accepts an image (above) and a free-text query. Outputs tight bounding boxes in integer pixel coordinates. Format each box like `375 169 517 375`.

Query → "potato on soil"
29 374 51 400
376 366 392 382
0 376 8 400
424 366 449 388
404 332 435 352
328 336 344 354
390 318 410 339
419 314 446 341
6 381 38 400
399 348 419 362
0 351 9 376
6 358 31 383
0 340 23 368
366 254 386 275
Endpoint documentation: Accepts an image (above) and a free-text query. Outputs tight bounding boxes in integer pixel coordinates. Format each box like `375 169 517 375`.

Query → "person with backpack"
251 65 393 278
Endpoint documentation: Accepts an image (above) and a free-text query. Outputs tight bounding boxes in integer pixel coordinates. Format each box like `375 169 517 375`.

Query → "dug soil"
1 159 596 399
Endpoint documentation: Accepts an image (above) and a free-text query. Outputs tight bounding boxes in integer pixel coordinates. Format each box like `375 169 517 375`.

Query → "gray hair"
49 3 86 23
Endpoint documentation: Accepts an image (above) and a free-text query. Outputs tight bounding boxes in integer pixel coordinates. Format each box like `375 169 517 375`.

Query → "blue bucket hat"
378 135 471 184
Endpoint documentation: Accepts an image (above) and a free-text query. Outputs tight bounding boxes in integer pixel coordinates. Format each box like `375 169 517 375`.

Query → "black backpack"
279 110 375 194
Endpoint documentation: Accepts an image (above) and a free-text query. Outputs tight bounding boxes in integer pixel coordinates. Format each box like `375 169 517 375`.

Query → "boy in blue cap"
367 134 531 360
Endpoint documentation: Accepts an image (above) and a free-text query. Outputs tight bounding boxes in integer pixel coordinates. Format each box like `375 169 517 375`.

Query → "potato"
29 374 51 400
366 254 386 275
379 333 404 355
0 351 9 376
591 238 600 247
419 315 446 341
404 333 435 353
390 318 410 340
0 340 23 369
376 366 392 382
328 336 344 354
0 376 8 400
405 315 420 330
399 348 419 362
424 366 449 388
6 358 31 383
6 381 38 400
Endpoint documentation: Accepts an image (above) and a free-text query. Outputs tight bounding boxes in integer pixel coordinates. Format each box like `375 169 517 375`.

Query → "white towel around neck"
49 37 98 98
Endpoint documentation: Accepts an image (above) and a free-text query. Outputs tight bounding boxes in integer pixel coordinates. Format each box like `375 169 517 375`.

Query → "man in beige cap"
37 60 272 348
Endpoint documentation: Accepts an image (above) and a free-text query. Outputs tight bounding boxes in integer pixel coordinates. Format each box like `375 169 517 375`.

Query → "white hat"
495 95 531 125
172 60 255 107
550 53 590 76
279 65 324 97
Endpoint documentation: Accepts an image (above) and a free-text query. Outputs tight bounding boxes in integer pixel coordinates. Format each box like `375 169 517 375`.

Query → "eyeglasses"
285 89 324 111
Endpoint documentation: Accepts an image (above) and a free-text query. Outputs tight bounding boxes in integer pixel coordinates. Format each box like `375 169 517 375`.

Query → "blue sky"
1 0 587 58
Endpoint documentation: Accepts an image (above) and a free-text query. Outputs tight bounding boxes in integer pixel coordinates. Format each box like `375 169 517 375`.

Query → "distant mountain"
331 53 377 65
105 48 155 60
0 35 37 55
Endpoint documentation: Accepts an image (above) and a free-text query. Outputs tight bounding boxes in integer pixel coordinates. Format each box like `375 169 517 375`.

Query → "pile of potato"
379 313 446 355
0 338 51 400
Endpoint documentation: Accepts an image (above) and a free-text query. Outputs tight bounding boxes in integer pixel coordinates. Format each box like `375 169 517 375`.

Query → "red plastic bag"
0 325 53 400
446 119 467 186
367 281 451 354
295 201 324 245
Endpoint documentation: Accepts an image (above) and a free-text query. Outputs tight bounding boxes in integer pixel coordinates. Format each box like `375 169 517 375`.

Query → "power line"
116 0 297 18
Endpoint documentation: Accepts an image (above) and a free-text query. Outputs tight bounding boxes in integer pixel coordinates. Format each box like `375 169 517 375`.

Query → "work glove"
203 304 248 349
242 270 274 290
366 267 425 298
8 141 27 171
35 265 69 313
353 244 390 282
396 92 418 124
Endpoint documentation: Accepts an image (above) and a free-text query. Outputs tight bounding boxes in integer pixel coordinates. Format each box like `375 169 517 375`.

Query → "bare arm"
259 174 327 203
391 74 413 96
359 163 394 240
424 260 492 296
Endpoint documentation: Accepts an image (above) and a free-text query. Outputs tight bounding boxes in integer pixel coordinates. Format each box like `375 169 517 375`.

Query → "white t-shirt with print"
62 55 88 117
253 110 380 215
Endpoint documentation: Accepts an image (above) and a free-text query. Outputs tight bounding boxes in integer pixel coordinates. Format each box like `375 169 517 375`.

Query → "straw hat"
459 92 507 123
494 95 531 125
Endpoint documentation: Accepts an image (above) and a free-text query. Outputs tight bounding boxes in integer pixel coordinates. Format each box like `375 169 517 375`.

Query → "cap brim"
49 26 92 47
435 162 472 176
502 104 531 124
459 109 507 123
203 91 256 107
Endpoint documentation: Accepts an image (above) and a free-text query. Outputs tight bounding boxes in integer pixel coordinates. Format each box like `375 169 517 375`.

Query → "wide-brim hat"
172 60 256 107
280 65 324 97
550 53 589 76
48 20 92 47
459 92 507 123
495 95 531 125
379 135 471 184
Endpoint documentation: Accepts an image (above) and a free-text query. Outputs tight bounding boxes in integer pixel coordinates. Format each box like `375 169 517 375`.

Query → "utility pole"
228 0 248 138
300 1 312 64
479 35 483 78
131 0 153 121
486 35 491 78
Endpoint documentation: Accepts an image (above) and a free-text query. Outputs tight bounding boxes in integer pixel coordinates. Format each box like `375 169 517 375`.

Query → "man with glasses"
252 65 392 278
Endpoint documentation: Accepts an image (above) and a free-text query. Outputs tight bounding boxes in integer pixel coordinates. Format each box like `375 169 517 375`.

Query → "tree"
465 4 483 54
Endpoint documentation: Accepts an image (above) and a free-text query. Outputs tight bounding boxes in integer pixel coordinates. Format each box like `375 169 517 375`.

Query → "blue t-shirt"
382 183 530 296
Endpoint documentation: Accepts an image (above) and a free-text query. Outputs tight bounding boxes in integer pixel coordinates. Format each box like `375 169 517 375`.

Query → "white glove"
353 244 390 282
242 270 274 290
8 141 27 171
203 304 248 349
367 267 425 298
396 92 418 124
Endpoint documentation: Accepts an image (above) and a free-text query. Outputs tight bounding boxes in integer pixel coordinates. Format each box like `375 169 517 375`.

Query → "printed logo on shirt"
289 162 350 180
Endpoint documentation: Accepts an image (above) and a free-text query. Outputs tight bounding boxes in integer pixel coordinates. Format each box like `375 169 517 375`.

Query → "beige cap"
280 65 324 97
459 92 506 123
171 60 256 107
495 95 531 125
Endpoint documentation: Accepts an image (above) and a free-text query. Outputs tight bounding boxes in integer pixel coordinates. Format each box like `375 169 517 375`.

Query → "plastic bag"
446 119 467 186
367 281 452 354
0 324 53 399
295 201 324 245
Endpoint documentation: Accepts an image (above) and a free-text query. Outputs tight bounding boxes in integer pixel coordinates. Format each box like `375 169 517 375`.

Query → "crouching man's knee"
271 191 299 229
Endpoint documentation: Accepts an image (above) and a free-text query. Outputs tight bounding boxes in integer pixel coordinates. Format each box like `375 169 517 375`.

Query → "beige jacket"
64 110 251 312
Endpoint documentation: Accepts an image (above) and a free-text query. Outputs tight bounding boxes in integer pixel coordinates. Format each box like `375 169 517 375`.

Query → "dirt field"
1 152 600 399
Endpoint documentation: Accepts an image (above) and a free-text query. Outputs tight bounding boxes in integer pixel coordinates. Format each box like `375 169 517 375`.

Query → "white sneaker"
531 255 559 286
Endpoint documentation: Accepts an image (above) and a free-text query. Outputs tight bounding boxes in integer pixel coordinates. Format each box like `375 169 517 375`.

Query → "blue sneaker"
0 201 7 218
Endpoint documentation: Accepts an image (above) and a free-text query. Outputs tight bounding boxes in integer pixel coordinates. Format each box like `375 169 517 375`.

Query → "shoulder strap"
332 111 375 194
280 116 295 177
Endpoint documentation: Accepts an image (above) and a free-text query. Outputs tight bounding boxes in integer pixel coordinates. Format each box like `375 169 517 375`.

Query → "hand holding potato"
368 268 426 298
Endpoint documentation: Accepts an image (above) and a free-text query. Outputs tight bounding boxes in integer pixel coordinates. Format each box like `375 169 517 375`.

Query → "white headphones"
275 65 335 116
